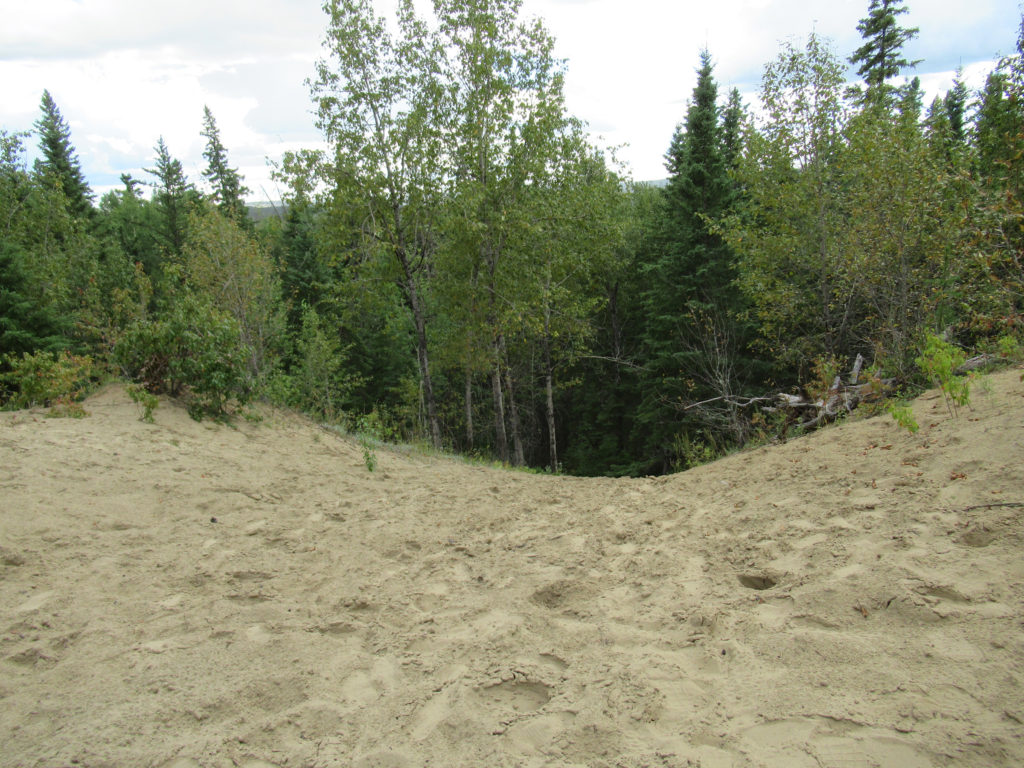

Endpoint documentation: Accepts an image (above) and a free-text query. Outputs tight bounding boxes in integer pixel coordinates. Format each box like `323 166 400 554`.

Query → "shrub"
114 292 252 421
916 334 972 417
0 350 94 415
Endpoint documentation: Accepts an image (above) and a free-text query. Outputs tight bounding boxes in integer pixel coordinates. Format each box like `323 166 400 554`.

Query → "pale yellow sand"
2 368 1022 767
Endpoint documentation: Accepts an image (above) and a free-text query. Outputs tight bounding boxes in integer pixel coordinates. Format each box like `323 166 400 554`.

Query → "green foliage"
126 382 159 423
360 438 377 472
635 51 761 471
33 90 94 219
724 33 848 375
842 106 955 377
0 350 94 414
916 334 972 416
353 408 401 472
887 400 919 433
669 430 723 471
200 106 250 226
849 0 920 107
269 303 362 421
0 241 69 357
114 291 252 421
182 206 286 385
98 175 162 278
146 137 200 261
995 333 1024 361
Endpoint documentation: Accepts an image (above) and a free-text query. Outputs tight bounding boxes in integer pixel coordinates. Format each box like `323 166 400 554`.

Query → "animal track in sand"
475 678 553 713
738 573 777 591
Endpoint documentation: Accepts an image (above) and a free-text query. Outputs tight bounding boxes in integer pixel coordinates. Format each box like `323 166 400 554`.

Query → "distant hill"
246 201 285 223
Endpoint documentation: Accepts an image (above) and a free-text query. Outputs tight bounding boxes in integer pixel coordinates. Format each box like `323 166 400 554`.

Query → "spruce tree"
944 69 969 148
975 71 1016 180
720 87 745 169
146 137 198 261
200 106 250 225
638 50 751 472
33 90 94 219
653 49 732 309
849 0 920 108
897 76 923 125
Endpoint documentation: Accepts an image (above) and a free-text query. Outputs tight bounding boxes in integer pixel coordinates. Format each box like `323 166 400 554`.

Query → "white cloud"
1 0 1020 197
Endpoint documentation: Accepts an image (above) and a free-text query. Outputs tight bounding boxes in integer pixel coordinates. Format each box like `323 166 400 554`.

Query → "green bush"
0 350 95 415
916 334 972 417
126 382 159 423
114 292 252 421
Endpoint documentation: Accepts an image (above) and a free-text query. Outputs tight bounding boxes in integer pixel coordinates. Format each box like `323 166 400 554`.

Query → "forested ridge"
2 0 1023 476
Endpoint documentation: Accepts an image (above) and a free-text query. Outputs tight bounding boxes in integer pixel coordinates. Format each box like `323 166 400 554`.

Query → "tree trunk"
545 362 557 472
490 341 509 463
413 307 442 449
543 301 558 472
464 368 474 453
504 359 525 467
398 254 442 450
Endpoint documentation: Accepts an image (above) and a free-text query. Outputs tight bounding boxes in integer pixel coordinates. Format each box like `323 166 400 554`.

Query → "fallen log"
684 354 899 436
767 375 898 431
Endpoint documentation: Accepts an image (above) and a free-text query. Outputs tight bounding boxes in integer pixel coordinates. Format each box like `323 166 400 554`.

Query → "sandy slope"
1 368 1023 768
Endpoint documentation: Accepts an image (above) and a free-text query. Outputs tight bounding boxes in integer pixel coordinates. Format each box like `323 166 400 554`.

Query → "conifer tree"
849 0 920 108
975 71 1014 180
638 50 752 471
720 87 745 169
146 137 198 261
200 106 250 225
0 242 68 358
944 69 969 148
898 76 924 125
33 90 93 219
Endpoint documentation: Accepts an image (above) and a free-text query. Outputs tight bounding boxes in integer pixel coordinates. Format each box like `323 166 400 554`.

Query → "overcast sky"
1 0 1020 202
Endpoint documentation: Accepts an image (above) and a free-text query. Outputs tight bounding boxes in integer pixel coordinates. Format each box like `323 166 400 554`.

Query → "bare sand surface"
2 368 1023 768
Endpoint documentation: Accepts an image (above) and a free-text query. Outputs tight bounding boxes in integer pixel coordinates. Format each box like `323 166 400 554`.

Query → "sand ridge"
1 369 1023 767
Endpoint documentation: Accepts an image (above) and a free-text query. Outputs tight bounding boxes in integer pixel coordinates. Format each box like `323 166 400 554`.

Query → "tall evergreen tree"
897 75 924 125
924 95 953 159
652 50 732 311
720 87 745 169
200 106 250 225
146 137 198 262
638 50 752 472
849 0 920 108
975 70 1015 180
33 90 94 219
944 69 969 149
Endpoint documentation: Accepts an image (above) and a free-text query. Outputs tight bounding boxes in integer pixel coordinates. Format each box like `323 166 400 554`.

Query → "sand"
1 367 1023 768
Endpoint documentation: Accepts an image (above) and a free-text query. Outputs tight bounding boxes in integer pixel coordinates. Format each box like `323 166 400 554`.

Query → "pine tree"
653 49 732 309
944 69 969 148
33 90 93 219
146 137 198 261
638 50 753 472
200 106 250 225
898 76 923 125
924 96 952 159
849 0 920 108
720 87 745 169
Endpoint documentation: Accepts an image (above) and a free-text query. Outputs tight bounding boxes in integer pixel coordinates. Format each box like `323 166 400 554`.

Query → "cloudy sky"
1 0 1020 202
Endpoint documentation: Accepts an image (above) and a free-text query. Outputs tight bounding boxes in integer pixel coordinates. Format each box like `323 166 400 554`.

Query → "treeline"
2 0 1022 476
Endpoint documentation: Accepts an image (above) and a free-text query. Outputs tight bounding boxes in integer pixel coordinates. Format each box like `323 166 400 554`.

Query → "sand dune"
2 368 1023 767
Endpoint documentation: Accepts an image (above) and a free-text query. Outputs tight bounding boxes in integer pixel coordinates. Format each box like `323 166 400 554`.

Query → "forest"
1 0 1022 476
